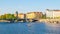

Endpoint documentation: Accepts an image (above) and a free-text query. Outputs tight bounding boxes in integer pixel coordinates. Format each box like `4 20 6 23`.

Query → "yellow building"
26 12 43 19
14 12 43 19
14 13 24 19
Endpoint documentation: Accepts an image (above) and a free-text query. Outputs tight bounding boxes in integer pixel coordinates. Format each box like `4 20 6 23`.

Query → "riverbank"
0 19 60 23
39 19 60 24
0 20 10 22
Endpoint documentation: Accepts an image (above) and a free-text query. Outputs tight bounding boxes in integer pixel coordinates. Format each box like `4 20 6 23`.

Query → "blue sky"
0 0 60 15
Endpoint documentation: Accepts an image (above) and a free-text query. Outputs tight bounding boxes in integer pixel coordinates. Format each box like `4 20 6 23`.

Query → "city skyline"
0 0 60 15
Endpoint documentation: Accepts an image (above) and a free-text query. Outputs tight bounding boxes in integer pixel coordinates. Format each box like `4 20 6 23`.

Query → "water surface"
0 22 60 34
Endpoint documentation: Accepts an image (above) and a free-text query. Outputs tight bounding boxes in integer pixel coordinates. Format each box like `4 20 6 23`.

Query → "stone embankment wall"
0 20 10 22
39 19 60 23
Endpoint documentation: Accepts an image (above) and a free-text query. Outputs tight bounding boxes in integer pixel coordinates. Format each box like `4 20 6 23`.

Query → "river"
0 22 60 34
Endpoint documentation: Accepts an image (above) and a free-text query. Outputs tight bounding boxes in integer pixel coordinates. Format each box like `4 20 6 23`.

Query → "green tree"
42 14 46 19
0 14 16 20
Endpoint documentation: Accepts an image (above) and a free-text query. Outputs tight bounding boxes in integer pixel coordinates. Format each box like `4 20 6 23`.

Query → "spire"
16 11 18 19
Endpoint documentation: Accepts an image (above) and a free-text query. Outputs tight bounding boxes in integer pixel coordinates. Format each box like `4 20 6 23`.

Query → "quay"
39 19 60 24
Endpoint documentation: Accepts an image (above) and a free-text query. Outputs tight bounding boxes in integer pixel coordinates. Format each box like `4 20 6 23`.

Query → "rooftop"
46 9 60 12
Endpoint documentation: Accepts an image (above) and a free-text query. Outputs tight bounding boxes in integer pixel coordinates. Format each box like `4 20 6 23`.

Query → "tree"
0 14 16 20
42 14 46 19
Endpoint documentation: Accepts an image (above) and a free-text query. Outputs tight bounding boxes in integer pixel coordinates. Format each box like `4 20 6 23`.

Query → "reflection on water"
0 22 60 34
45 23 60 34
27 23 46 34
27 22 60 34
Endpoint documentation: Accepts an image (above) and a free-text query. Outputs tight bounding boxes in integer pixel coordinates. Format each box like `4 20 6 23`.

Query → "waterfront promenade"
0 19 60 24
39 19 60 23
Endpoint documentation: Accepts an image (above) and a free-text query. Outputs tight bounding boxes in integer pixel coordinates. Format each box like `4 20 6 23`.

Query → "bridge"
0 18 39 23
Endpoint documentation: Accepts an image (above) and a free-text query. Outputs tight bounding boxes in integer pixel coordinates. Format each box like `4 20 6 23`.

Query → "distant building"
46 9 60 19
26 12 43 19
14 13 24 19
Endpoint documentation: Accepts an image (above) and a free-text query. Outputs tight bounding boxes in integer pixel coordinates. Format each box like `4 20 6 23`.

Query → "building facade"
26 12 43 19
14 13 24 19
46 9 60 19
14 12 43 19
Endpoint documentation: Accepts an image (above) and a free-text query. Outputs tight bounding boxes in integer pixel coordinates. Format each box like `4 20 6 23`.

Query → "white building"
46 9 60 19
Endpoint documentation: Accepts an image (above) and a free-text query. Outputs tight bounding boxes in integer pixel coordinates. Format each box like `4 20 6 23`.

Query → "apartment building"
46 9 60 19
26 12 43 19
14 13 24 19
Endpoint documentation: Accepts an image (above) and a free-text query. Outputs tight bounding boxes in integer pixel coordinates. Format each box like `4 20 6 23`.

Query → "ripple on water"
0 22 60 34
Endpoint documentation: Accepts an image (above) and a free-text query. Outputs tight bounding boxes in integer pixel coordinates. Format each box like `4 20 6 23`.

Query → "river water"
0 22 60 34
